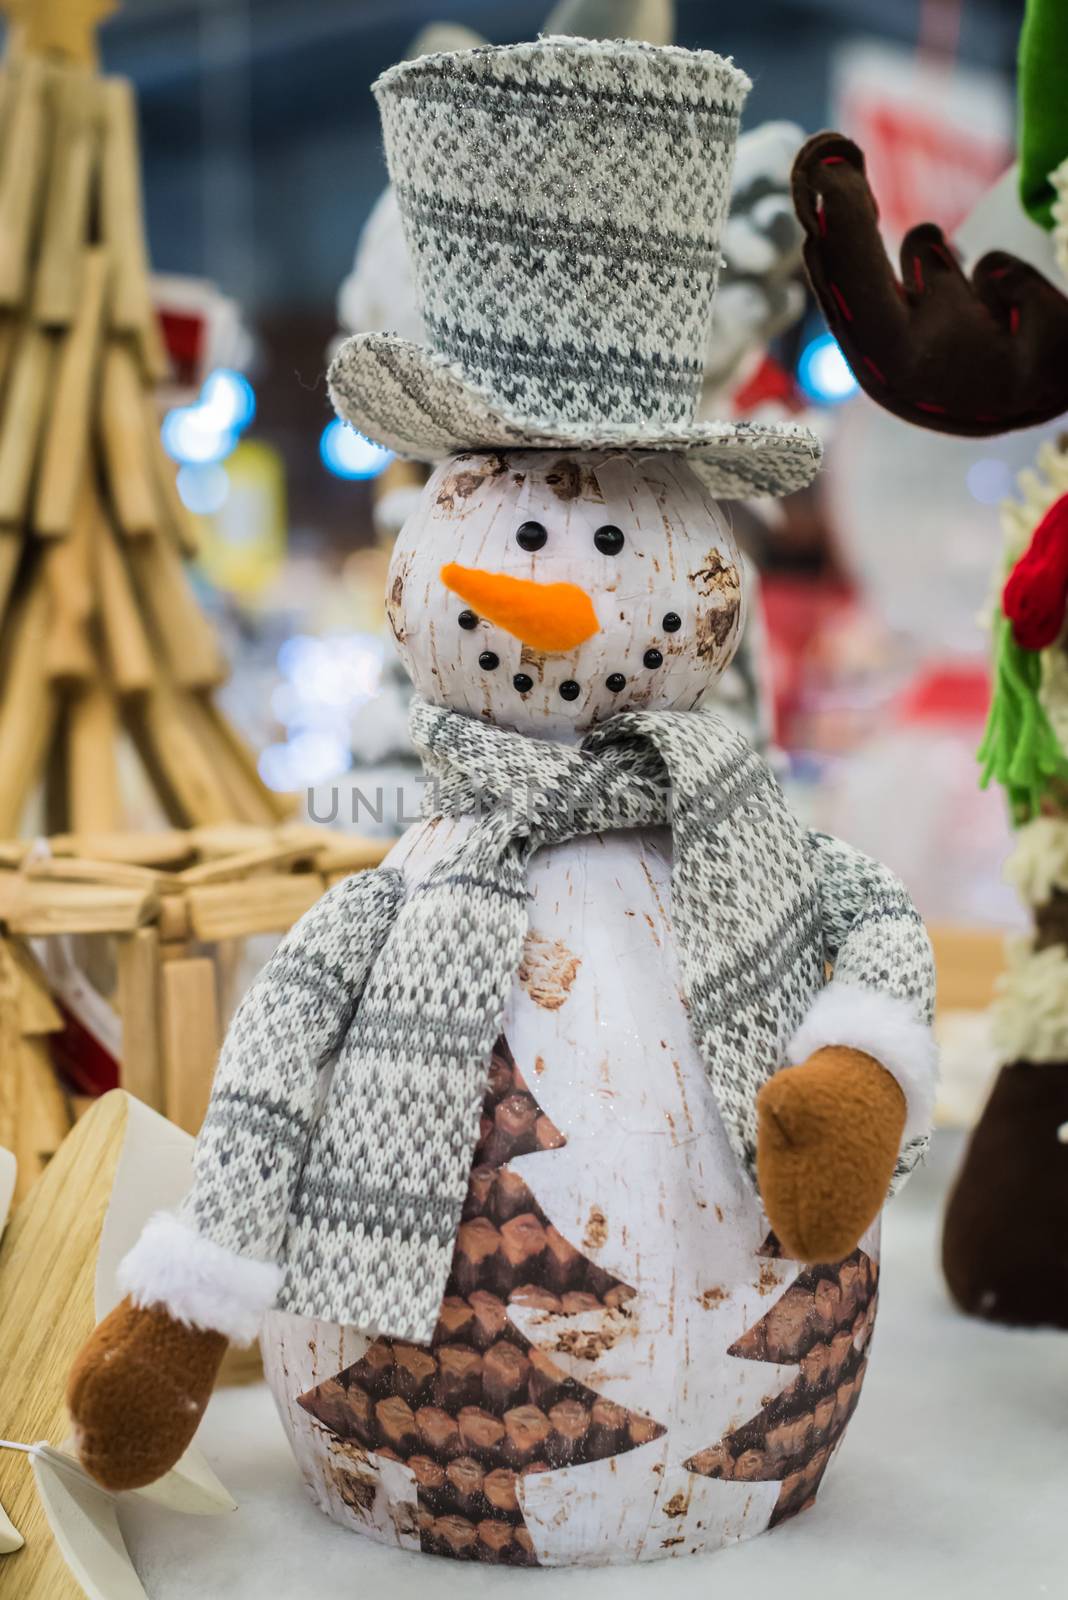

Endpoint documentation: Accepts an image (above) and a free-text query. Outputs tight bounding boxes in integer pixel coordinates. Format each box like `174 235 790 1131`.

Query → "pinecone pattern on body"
685 1237 878 1525
298 1037 666 1564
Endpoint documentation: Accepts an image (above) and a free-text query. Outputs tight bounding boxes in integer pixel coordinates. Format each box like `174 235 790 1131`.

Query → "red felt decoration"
732 355 805 417
49 999 120 1098
1003 492 1068 651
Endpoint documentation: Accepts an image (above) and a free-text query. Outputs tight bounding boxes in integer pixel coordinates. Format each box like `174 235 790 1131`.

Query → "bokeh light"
162 368 256 467
200 368 256 432
320 419 394 480
965 457 1014 506
259 631 385 791
797 332 859 406
176 462 230 515
258 729 353 791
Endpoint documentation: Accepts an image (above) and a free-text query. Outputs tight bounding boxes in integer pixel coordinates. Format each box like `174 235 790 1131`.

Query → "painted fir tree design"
298 1037 666 1564
685 1236 879 1526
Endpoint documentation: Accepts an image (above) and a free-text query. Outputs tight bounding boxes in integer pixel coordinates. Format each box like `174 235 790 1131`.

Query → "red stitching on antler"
1009 306 1021 334
862 356 887 383
821 155 847 165
829 282 853 321
913 256 924 292
915 401 947 414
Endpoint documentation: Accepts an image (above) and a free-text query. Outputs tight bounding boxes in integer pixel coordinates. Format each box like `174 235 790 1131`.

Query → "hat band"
423 316 704 430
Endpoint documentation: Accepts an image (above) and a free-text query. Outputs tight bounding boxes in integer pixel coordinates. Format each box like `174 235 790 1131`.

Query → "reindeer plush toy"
791 0 1068 1330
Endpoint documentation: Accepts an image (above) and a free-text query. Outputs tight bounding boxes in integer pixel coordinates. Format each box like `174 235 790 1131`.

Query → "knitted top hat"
329 36 822 499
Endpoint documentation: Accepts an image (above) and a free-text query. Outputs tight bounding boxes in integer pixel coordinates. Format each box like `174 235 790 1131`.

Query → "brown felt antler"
791 131 1068 436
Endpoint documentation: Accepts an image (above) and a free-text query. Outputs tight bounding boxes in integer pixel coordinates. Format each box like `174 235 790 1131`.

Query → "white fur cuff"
118 1213 283 1345
787 982 938 1146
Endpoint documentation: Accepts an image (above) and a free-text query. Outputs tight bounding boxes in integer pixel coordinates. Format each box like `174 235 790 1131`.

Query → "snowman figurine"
69 38 937 1567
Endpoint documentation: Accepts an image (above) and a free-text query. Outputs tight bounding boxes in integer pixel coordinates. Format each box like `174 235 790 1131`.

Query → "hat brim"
329 333 822 499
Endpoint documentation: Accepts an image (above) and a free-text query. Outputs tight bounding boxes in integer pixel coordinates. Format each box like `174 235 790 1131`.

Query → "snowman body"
262 451 880 1564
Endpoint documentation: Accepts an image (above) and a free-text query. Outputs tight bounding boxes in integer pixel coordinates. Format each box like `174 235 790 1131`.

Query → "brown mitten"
757 1046 906 1263
67 1296 227 1491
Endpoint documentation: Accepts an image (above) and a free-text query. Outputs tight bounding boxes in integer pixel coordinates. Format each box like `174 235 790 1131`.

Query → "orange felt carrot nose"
440 563 600 653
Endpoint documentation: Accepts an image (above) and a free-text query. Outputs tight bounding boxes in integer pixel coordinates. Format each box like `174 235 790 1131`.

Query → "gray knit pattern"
381 39 742 432
181 869 405 1262
328 37 822 498
807 828 937 1184
181 701 934 1344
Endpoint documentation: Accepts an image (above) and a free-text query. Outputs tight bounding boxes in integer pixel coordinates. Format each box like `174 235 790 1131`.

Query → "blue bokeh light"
259 630 385 792
162 368 256 467
797 332 859 406
176 462 230 515
965 457 1014 506
201 368 256 432
320 419 394 480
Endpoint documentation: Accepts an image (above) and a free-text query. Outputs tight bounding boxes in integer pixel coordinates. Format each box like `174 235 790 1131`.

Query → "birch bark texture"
261 821 880 1565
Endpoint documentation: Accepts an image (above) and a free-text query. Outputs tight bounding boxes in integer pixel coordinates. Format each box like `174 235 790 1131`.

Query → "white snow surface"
119 1133 1066 1597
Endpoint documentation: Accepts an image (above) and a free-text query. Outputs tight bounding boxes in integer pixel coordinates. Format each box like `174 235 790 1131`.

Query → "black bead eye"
662 613 682 633
516 521 547 551
643 648 663 669
458 610 478 630
605 673 626 693
513 673 533 694
594 524 624 555
479 651 500 671
559 680 581 702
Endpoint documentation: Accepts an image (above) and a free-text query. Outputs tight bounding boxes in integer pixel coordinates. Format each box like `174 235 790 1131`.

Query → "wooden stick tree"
0 0 287 836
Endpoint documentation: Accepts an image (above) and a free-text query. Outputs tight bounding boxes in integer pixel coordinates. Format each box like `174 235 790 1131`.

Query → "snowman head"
386 450 745 739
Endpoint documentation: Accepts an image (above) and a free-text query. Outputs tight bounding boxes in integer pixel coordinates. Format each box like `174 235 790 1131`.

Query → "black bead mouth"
462 594 680 710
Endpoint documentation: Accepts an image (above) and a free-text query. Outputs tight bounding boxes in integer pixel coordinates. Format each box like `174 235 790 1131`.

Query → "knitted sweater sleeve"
787 830 938 1184
117 866 404 1342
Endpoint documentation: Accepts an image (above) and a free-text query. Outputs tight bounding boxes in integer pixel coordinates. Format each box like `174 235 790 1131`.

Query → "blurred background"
0 0 1033 940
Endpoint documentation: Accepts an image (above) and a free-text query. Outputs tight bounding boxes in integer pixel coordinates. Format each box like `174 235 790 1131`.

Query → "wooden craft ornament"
0 54 48 307
1 0 118 68
0 4 285 834
0 825 389 1153
0 1094 235 1597
33 68 100 324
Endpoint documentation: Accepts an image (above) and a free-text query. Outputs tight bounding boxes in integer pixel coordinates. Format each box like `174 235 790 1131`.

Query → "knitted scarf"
319 697 823 1339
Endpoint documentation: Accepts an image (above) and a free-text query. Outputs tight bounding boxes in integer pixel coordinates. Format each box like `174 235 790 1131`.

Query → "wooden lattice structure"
0 0 286 836
0 824 388 1206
